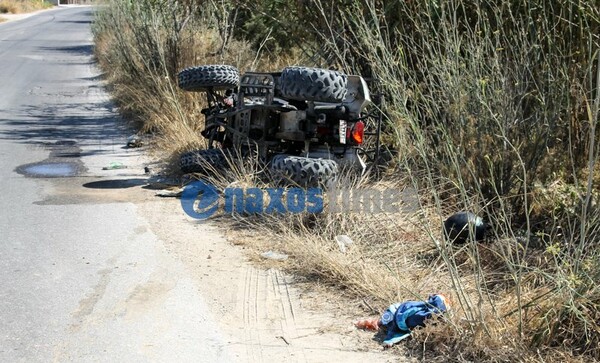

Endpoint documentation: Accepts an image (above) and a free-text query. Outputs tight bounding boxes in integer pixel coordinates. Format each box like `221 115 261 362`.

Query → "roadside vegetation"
93 0 600 361
0 0 53 14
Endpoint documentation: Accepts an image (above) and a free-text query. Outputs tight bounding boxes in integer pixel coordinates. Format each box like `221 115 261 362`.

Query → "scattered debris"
335 235 354 253
126 134 143 148
276 335 290 345
260 251 289 261
147 174 181 189
355 294 449 347
102 161 127 170
155 187 183 198
354 318 380 331
144 166 152 174
443 211 486 244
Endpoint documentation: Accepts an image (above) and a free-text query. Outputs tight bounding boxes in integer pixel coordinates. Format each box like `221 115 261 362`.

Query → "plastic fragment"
335 235 354 253
102 162 127 170
260 251 289 261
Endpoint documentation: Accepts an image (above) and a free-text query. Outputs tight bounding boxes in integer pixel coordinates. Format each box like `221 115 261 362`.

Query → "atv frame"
178 65 385 186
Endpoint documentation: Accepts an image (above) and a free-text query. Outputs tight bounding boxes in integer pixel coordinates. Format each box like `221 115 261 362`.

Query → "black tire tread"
279 66 347 102
271 155 338 187
178 65 240 92
180 148 227 174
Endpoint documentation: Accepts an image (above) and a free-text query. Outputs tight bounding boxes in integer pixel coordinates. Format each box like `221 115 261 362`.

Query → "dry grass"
93 0 600 361
195 160 599 362
92 0 305 163
0 16 6 22
299 0 600 360
185 146 591 339
0 0 52 14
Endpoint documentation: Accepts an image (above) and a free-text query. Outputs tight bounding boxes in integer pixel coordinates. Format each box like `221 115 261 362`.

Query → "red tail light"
351 121 365 144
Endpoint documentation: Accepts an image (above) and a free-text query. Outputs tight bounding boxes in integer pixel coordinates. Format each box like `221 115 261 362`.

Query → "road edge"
0 6 63 25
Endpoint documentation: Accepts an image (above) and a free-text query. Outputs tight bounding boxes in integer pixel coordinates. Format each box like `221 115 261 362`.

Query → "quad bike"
178 64 384 187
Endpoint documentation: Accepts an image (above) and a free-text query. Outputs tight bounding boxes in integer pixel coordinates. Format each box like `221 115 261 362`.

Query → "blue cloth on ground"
381 294 448 346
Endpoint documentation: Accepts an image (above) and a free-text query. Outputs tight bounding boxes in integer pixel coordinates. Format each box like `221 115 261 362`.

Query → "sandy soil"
136 189 402 362
37 142 404 362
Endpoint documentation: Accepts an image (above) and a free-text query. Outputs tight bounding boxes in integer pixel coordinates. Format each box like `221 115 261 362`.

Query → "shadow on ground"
0 103 128 144
83 179 148 189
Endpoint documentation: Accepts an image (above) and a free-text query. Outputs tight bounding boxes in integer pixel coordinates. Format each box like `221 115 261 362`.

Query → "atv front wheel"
278 66 347 103
178 65 240 92
180 148 227 174
270 155 338 187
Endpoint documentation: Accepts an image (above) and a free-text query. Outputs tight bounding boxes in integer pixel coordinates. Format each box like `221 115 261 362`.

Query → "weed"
93 0 600 360
0 0 52 14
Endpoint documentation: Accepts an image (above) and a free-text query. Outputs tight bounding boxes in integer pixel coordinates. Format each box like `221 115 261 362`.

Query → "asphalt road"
0 7 232 362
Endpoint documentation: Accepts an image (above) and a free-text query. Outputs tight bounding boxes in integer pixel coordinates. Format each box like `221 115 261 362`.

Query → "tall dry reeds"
93 0 600 360
92 0 258 160
283 0 600 359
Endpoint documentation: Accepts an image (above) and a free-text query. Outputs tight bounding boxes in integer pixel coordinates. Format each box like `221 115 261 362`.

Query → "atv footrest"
239 73 277 104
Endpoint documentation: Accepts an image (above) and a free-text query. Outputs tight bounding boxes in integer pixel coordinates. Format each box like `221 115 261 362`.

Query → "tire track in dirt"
139 196 400 363
239 266 320 363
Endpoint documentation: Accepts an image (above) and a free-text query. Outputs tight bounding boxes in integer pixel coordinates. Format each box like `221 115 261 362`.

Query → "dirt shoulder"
137 191 403 362
38 139 403 362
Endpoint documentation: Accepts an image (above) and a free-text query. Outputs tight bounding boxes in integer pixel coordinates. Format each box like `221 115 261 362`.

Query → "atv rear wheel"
180 148 227 174
178 65 240 92
278 67 347 103
270 155 338 187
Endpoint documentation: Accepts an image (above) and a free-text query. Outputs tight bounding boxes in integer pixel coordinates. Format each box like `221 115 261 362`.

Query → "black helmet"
443 211 486 244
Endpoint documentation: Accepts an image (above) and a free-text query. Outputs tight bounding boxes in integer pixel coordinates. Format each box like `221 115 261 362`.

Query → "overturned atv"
178 65 383 187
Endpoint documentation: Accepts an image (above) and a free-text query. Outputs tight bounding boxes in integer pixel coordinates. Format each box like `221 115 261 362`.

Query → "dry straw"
94 0 600 360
